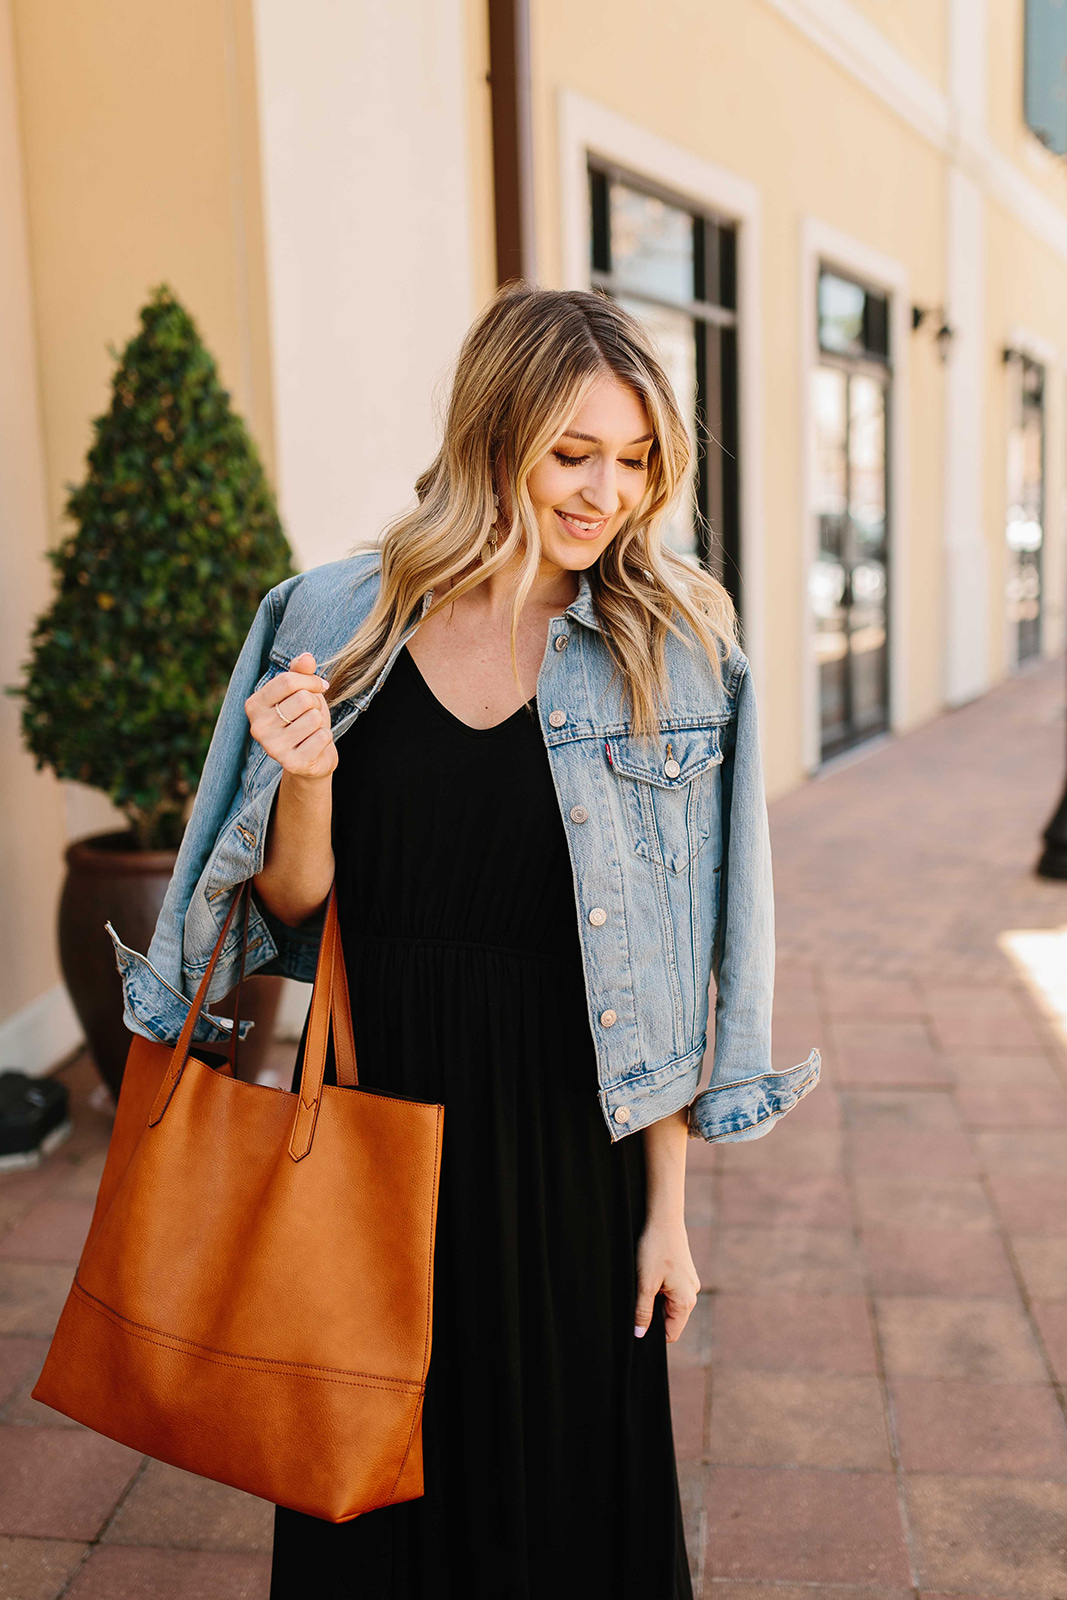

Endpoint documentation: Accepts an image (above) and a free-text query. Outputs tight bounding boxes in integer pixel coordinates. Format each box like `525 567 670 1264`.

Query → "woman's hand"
636 1107 699 1342
249 651 336 929
244 651 337 780
634 1216 700 1344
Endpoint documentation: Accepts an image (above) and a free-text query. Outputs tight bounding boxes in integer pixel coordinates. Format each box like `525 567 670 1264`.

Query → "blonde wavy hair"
323 282 736 734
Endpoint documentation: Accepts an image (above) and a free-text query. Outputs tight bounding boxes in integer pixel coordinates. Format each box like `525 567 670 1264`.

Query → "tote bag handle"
148 883 357 1161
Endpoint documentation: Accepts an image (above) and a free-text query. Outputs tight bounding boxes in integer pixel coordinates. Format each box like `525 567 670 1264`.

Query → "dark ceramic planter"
58 830 282 1098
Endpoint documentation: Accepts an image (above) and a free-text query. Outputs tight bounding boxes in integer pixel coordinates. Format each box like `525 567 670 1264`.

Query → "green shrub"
10 285 294 850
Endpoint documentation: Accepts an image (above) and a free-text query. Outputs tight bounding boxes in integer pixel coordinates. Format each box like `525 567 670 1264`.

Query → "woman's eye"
553 451 588 467
624 458 650 472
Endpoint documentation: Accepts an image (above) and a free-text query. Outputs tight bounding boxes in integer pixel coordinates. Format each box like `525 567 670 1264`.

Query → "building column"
251 0 475 570
943 0 990 706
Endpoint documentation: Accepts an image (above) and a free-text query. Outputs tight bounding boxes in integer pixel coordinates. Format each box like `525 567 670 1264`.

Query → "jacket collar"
563 568 602 633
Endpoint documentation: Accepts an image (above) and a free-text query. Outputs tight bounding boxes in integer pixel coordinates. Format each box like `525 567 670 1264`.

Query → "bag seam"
71 1279 424 1393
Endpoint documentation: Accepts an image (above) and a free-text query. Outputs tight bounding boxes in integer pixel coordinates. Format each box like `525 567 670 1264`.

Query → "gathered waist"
342 931 582 969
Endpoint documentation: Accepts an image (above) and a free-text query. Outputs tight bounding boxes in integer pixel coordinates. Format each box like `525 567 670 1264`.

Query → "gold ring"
276 704 292 726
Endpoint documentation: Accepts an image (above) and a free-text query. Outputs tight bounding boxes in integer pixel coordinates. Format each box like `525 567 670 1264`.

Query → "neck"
450 545 581 618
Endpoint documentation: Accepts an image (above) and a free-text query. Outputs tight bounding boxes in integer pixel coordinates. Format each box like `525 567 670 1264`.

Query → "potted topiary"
10 286 295 1096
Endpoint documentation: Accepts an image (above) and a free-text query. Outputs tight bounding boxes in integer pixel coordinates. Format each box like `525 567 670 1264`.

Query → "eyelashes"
552 450 649 472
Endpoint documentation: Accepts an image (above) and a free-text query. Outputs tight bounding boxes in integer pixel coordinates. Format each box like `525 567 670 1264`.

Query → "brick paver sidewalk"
1 658 1065 1598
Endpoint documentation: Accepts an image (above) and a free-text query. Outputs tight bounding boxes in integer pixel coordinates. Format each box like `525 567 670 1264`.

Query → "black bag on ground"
0 1071 71 1165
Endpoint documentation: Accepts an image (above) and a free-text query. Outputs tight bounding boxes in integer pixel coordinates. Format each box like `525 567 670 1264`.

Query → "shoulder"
272 547 381 612
267 548 383 658
661 614 749 711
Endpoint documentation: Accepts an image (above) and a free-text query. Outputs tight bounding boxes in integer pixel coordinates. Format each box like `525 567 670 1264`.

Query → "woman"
111 284 819 1597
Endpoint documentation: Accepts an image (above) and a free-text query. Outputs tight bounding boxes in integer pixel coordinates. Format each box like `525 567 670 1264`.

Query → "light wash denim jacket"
109 551 820 1144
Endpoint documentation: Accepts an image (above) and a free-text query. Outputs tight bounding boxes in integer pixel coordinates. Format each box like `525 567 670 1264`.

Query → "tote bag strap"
289 888 358 1159
149 884 358 1156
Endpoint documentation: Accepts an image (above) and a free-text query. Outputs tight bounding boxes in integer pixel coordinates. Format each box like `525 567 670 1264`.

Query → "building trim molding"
761 0 1067 271
0 984 82 1079
762 0 951 149
799 217 911 771
556 89 767 702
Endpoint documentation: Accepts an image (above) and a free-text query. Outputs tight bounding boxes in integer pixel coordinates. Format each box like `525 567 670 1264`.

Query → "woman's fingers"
633 1228 701 1343
243 650 337 779
634 1279 657 1339
273 704 325 744
662 1286 697 1344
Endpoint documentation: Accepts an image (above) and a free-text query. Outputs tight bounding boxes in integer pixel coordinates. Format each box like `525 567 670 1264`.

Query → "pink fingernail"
634 1324 647 1339
321 678 330 689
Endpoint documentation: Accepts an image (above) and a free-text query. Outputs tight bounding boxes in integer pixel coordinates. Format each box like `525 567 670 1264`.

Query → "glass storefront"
811 269 890 760
1006 354 1044 665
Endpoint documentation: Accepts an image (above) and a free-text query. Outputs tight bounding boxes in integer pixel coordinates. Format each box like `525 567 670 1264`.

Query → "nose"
581 460 620 518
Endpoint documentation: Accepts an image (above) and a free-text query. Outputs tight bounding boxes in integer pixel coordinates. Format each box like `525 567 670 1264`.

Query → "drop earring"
482 489 500 562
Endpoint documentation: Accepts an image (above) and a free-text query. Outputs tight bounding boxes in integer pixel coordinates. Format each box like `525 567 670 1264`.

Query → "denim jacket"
108 550 819 1144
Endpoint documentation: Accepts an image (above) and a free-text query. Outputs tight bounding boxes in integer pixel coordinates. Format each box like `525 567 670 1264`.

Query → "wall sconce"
912 304 955 362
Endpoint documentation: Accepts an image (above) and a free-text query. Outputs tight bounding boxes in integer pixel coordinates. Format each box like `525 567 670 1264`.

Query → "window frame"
812 263 894 763
1024 0 1067 157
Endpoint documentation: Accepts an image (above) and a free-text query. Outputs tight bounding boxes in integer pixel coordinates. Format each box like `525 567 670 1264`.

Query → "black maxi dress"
270 645 693 1600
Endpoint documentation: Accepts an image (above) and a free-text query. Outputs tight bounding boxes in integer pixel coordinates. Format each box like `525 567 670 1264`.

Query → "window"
1025 0 1067 156
589 164 740 607
811 268 891 761
1006 354 1045 663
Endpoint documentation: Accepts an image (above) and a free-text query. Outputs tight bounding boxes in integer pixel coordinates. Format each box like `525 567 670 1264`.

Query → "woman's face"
520 373 653 572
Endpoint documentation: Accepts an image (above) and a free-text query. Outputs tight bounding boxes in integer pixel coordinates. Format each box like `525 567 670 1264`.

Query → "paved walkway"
1 656 1065 1598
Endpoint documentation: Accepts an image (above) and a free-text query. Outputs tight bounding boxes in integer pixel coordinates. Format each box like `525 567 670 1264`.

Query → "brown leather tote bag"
33 884 444 1523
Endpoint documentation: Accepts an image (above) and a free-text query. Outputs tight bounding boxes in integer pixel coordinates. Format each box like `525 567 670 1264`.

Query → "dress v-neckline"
400 646 535 736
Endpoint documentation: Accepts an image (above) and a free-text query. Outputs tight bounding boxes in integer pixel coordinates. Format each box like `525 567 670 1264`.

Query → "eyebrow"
561 430 655 447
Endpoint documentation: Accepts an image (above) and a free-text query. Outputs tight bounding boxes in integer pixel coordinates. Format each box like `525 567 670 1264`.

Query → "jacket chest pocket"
605 726 724 874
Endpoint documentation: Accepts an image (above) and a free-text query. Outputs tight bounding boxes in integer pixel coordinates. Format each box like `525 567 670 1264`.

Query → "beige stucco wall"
250 0 478 571
11 0 275 541
0 0 75 1054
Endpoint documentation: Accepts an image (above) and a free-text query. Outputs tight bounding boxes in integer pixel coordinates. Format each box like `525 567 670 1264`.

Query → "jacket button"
613 1105 631 1124
600 1009 617 1027
569 805 589 824
554 634 569 651
588 907 607 927
664 757 681 779
548 709 566 728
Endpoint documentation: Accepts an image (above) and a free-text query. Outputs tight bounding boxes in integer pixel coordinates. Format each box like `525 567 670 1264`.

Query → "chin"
540 528 614 572
550 545 604 572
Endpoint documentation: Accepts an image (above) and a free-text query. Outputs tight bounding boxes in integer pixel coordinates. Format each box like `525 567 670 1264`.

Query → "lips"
555 509 608 540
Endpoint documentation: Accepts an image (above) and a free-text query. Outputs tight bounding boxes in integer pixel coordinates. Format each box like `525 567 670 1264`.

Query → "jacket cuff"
688 1049 821 1143
248 887 326 982
107 923 254 1047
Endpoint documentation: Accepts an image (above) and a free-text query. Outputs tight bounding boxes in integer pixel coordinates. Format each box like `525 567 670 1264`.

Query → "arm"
247 651 337 926
687 661 819 1144
634 1108 700 1344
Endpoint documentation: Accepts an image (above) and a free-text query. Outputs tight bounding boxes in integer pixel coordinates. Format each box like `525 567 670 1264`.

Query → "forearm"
641 1107 689 1226
253 770 334 927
